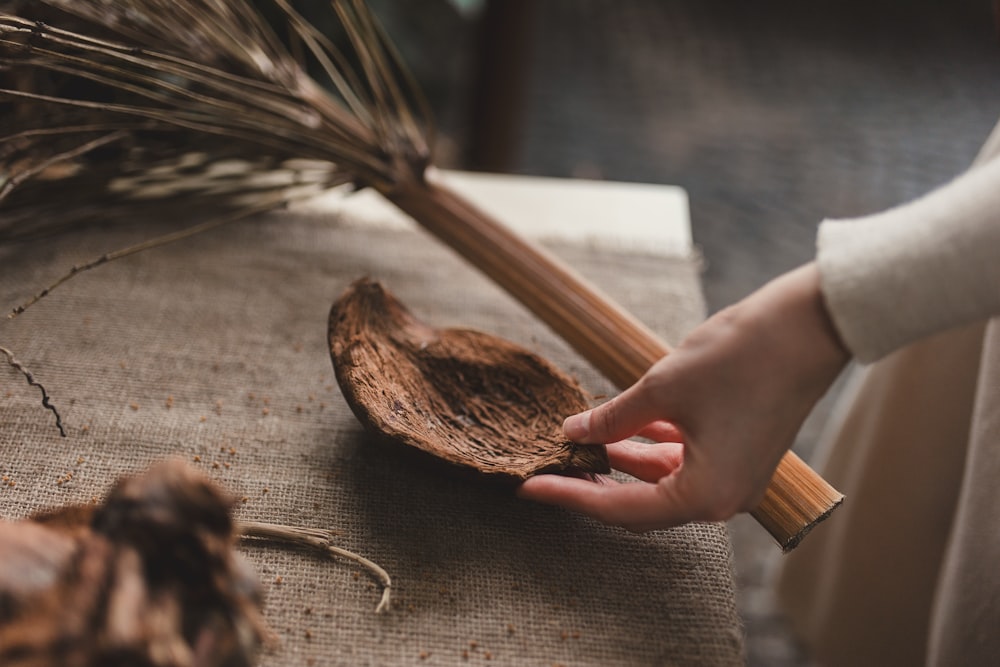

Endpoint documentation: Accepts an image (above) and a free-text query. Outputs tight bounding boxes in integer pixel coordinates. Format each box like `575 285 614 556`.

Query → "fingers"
518 474 695 532
636 420 685 443
605 441 683 482
563 380 665 445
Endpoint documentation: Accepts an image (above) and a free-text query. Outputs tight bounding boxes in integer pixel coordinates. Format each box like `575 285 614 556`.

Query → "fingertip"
516 477 535 497
571 387 663 445
517 473 599 505
562 410 591 441
516 473 551 498
637 420 685 444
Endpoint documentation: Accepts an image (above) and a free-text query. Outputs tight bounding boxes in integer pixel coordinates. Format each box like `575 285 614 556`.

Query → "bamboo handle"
383 177 843 550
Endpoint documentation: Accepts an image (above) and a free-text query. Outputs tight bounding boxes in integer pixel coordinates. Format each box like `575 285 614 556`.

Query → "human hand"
518 263 850 531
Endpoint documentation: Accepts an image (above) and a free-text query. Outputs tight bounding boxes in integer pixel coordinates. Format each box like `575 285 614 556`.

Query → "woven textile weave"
0 205 742 666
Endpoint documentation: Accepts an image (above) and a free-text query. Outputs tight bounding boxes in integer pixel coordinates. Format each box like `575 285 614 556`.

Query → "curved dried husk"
328 279 609 482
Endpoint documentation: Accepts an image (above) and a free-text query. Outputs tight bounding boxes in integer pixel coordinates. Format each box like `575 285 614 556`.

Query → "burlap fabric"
0 206 743 665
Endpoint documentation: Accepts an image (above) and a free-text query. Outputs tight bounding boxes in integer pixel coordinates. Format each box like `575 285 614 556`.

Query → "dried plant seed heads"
0 461 268 666
328 280 609 482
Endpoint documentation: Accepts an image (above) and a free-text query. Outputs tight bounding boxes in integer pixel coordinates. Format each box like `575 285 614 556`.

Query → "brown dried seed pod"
0 460 268 667
328 279 609 482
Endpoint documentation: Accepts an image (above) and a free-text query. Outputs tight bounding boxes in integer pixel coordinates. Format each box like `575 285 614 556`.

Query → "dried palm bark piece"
329 279 610 482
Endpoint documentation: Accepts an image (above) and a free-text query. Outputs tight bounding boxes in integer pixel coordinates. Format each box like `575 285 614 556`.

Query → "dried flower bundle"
0 0 429 240
0 461 394 665
0 460 268 667
0 0 842 549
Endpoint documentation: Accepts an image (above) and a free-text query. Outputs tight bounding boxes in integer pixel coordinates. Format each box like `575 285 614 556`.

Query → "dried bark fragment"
0 460 267 667
328 279 610 482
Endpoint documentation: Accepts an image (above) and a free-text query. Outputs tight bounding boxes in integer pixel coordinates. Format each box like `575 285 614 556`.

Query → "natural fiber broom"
0 0 842 551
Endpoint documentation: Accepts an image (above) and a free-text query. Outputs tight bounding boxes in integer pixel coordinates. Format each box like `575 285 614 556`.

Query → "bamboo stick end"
751 452 845 553
775 492 844 554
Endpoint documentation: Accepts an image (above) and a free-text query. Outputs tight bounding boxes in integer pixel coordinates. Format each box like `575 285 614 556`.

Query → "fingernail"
563 410 591 441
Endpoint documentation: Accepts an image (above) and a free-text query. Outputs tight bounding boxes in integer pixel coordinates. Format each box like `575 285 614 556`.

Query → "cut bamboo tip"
751 451 845 552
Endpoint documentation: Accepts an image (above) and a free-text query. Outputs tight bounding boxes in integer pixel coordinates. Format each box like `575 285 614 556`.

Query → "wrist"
789 263 850 359
747 263 851 384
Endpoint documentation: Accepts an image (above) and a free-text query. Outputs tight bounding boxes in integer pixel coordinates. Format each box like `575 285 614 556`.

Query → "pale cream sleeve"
817 130 1000 363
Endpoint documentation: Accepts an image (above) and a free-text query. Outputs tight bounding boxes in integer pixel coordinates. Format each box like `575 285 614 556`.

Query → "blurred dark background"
259 0 1000 311
283 1 1000 664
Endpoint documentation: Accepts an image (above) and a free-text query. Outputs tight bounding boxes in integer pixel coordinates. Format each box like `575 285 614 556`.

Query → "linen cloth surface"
0 207 743 666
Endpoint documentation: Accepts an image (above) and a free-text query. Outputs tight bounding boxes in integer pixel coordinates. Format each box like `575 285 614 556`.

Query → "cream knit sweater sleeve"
817 123 1000 363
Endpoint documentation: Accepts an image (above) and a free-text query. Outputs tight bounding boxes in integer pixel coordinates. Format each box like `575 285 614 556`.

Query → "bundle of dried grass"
0 0 842 549
0 0 427 240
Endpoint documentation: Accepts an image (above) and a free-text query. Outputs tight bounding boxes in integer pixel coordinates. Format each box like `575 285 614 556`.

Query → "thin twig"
7 196 287 319
271 0 374 124
0 130 128 203
0 345 66 437
237 520 391 614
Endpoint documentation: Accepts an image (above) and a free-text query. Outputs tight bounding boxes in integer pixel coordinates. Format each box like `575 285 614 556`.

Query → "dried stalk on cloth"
239 521 392 614
1 345 65 436
0 0 842 549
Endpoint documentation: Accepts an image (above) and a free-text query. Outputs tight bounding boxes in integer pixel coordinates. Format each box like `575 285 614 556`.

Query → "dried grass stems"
0 1 431 188
238 521 392 614
1 0 432 430
0 0 431 266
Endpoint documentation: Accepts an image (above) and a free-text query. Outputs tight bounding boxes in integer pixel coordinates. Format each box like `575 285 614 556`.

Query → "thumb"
564 381 664 445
